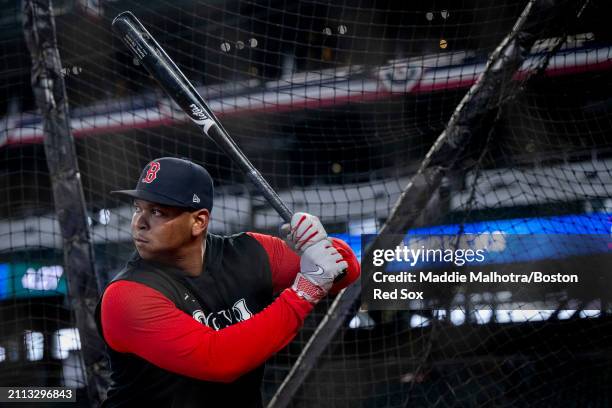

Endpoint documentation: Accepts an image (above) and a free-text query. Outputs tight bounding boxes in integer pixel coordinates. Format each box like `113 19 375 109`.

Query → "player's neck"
172 237 206 277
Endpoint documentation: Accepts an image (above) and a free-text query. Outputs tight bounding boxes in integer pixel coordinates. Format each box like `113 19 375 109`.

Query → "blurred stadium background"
1 0 611 406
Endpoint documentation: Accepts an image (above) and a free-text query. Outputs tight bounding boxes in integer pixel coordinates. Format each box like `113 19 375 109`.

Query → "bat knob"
333 270 347 283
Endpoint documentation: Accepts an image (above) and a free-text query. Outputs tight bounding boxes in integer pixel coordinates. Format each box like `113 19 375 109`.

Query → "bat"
112 11 346 282
111 11 292 223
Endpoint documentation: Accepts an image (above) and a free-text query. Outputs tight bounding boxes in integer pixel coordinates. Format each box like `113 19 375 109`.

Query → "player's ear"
191 209 210 237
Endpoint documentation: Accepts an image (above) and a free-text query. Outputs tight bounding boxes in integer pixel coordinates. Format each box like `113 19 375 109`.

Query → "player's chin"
134 239 156 257
135 248 158 262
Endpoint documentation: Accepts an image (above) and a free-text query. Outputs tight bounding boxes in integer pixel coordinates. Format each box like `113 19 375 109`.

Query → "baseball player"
94 157 360 407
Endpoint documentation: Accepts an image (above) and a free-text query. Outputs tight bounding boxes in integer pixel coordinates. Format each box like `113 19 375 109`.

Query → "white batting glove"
282 212 328 254
291 239 348 304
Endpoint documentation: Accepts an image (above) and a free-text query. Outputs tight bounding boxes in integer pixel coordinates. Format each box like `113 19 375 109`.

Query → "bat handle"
245 169 293 223
206 124 293 223
334 271 347 284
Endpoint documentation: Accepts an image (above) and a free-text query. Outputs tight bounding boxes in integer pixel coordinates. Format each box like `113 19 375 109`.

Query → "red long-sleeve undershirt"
102 283 311 383
100 234 360 383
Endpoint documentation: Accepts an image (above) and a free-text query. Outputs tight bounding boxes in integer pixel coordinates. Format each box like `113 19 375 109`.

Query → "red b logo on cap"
142 161 160 184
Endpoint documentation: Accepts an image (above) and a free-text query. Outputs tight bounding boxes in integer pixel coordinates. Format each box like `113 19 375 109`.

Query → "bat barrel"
112 12 213 126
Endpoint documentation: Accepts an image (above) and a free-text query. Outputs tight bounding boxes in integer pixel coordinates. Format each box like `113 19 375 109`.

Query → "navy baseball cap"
111 157 213 211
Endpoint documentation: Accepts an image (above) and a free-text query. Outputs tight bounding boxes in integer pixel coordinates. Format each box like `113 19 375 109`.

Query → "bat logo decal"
189 104 209 120
188 104 214 129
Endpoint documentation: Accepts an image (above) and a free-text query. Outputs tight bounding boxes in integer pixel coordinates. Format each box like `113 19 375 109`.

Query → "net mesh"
0 0 611 406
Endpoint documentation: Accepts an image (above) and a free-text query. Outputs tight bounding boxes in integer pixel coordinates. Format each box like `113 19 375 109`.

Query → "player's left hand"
281 212 328 254
291 239 348 304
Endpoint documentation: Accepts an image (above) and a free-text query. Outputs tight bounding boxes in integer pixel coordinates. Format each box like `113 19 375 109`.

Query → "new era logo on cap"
110 157 214 211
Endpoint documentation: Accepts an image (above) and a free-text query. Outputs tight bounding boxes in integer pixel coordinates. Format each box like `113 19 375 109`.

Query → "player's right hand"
291 239 348 304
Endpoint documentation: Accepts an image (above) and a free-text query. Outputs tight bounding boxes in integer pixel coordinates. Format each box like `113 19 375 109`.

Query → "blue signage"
333 213 612 265
0 263 67 300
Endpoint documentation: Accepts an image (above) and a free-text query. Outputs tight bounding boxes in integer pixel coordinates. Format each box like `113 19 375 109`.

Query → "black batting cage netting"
1 0 612 406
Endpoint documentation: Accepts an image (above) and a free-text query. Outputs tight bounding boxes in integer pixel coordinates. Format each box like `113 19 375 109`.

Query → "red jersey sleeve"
246 232 300 293
100 280 312 383
246 232 361 294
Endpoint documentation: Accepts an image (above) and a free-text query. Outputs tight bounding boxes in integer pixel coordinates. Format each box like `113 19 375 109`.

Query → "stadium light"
24 331 44 361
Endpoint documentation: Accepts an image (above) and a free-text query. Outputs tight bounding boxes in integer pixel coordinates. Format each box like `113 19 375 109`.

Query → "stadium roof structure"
2 43 610 147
